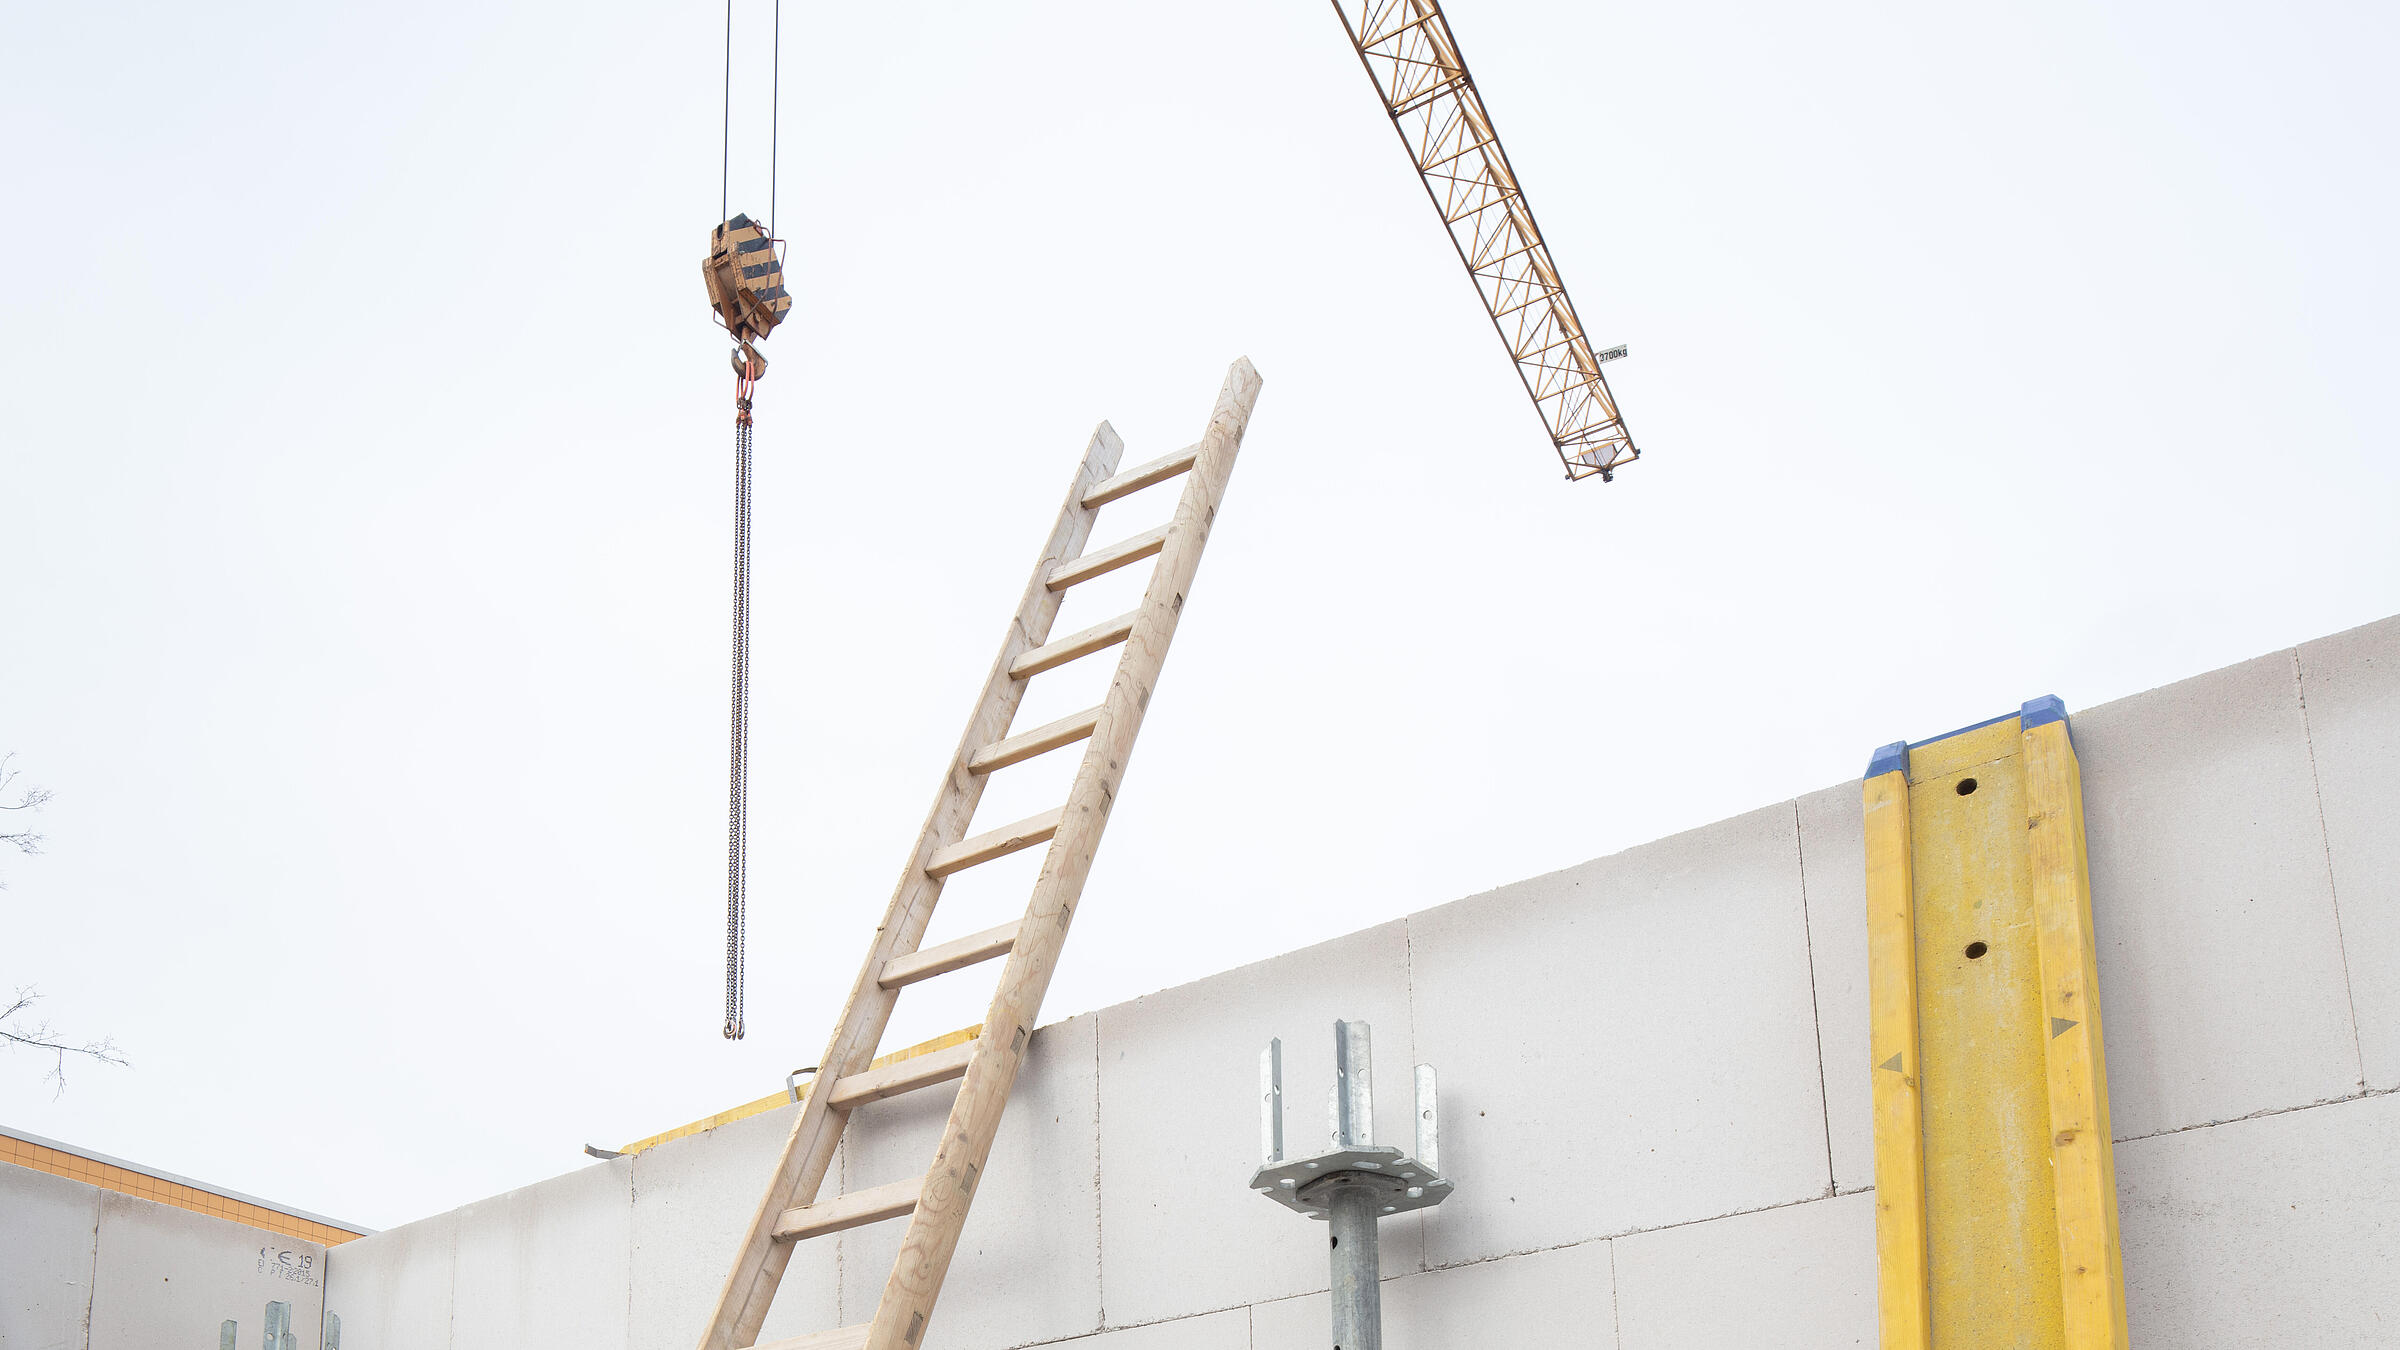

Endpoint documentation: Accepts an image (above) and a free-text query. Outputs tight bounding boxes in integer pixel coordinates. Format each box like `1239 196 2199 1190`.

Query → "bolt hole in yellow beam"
1864 697 2128 1350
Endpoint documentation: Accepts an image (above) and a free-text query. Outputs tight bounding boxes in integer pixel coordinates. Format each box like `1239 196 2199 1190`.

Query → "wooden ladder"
694 358 1264 1350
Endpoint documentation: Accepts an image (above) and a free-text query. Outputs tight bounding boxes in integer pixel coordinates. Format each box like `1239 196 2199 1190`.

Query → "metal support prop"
1251 1021 1453 1350
1326 1183 1383 1350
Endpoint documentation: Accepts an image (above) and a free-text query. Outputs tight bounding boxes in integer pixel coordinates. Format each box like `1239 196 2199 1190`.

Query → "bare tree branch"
1 752 52 877
3 987 128 1098
0 763 113 1094
0 752 50 808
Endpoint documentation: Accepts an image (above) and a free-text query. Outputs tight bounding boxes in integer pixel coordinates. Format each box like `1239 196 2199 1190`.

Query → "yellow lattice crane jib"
1329 0 1640 482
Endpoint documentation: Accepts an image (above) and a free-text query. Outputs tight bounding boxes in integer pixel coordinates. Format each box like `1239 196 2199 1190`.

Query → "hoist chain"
724 347 762 1040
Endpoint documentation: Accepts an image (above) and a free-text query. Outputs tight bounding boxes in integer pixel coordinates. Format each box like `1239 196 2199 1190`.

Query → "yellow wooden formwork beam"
1863 766 1928 1349
1862 698 2129 1350
615 1026 984 1158
2023 716 2131 1346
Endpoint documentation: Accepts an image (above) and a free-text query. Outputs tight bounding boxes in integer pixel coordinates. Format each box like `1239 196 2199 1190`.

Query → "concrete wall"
282 611 2399 1347
1 1162 329 1349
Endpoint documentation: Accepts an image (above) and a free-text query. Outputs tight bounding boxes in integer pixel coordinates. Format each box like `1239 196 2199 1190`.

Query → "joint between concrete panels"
623 1163 638 1350
1000 1298 1258 1346
1605 1237 1623 1348
82 1197 100 1347
1339 1190 1851 1281
1401 915 1429 1273
1092 1008 1108 1331
2111 1082 2400 1146
1791 799 1839 1199
2292 645 2371 1092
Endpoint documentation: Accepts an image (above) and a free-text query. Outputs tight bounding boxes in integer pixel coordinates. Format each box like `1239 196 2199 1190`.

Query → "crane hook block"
731 342 767 382
703 214 791 344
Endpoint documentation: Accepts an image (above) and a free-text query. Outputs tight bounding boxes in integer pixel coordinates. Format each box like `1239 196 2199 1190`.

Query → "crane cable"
720 0 780 1042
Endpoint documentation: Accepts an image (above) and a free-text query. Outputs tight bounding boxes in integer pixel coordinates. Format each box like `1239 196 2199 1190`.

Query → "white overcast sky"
4 0 2395 1229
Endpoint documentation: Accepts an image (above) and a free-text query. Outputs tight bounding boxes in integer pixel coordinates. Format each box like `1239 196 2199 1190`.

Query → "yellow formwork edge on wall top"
1863 697 2129 1350
615 1025 983 1158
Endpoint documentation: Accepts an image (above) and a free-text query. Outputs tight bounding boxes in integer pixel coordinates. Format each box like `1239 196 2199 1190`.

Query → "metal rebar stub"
1248 1020 1453 1220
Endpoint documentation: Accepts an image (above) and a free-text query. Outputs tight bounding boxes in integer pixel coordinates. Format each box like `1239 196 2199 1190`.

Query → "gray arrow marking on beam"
2052 1018 2079 1039
1879 1053 1903 1073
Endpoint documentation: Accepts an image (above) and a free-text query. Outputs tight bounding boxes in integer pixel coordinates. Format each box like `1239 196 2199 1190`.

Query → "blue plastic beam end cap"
2019 694 2074 751
2019 694 2069 729
1866 741 1910 780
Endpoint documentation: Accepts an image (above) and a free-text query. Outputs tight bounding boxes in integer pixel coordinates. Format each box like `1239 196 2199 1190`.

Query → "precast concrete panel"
87 1191 326 1349
1610 1190 1875 1349
629 1105 841 1348
2298 613 2400 1089
2074 649 2362 1136
1248 1240 1617 1350
2116 1092 2400 1347
1409 803 1830 1267
837 1013 1100 1349
321 1210 460 1350
1796 782 1873 1194
446 1160 630 1350
0 1164 100 1350
1096 920 1418 1325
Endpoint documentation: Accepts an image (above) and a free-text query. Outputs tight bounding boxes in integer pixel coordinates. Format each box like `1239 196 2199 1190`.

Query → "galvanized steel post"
1326 1180 1384 1350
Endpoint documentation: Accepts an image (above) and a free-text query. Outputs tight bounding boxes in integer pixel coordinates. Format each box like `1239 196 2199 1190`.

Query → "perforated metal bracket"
1250 1144 1454 1219
1247 1021 1453 1219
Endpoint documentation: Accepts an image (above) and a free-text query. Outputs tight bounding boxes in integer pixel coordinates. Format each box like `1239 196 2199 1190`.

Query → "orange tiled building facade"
0 1126 369 1247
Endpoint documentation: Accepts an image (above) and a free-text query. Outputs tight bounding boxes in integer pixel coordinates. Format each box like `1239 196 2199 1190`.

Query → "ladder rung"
878 921 1022 989
773 1177 921 1242
826 1037 979 1107
1011 610 1137 679
1082 444 1200 508
967 705 1104 774
1046 525 1167 591
923 807 1063 878
751 1327 870 1350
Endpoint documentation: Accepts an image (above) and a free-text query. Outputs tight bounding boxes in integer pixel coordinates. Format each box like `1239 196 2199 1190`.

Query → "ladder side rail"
865 358 1264 1350
697 424 1128 1350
